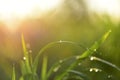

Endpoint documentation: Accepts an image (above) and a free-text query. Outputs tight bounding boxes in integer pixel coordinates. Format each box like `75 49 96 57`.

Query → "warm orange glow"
0 0 62 31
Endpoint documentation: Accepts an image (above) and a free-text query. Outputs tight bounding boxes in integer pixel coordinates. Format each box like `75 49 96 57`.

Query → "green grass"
11 30 112 80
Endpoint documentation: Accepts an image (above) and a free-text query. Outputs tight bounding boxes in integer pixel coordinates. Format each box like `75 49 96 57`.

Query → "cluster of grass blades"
12 30 114 80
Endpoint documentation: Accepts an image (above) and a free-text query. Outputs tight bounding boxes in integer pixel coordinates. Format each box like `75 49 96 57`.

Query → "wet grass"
11 30 117 80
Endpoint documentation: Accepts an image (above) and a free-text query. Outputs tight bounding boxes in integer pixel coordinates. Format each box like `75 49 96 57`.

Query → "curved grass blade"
90 56 120 72
33 41 84 73
47 56 76 79
68 70 90 80
55 30 111 80
78 30 111 59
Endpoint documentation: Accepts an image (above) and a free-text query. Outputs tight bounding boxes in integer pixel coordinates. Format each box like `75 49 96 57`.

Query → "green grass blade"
68 70 90 80
19 77 24 80
78 30 111 59
55 30 111 80
21 34 28 59
90 56 120 71
41 56 48 80
33 41 58 73
21 34 32 74
12 65 16 80
33 41 84 73
47 56 76 79
20 61 28 76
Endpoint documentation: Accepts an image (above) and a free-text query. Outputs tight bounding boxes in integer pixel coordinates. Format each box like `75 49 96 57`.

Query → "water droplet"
95 69 99 72
53 65 61 72
89 68 102 72
108 75 112 78
76 56 80 59
89 68 93 72
29 50 32 53
59 40 63 43
23 57 26 60
94 49 97 52
90 56 95 61
78 63 81 66
109 30 112 33
59 60 63 63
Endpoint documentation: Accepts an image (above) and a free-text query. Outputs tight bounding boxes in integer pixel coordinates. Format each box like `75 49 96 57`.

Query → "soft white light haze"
86 0 120 18
0 0 62 31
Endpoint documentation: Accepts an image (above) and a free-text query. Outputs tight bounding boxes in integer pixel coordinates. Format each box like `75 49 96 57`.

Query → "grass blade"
41 56 48 80
78 30 111 59
90 56 120 71
21 34 32 74
33 41 84 73
20 61 28 76
55 30 111 80
68 70 90 80
12 65 16 80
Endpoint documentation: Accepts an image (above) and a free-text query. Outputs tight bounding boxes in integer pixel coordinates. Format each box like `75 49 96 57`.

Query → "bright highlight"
86 0 120 18
0 0 61 31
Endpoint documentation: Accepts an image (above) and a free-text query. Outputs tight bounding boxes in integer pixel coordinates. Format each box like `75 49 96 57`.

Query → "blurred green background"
0 0 120 80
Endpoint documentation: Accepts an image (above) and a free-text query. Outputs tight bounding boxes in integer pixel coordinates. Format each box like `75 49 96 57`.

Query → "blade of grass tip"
55 30 111 80
12 65 16 80
21 34 28 60
78 29 111 59
21 34 32 74
41 55 48 80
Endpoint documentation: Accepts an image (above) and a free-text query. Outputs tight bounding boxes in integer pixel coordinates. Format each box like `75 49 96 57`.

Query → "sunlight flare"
0 0 62 31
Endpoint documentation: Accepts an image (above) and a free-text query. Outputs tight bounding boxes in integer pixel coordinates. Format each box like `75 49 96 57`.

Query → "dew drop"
108 75 112 78
29 50 32 53
90 56 94 61
59 40 63 43
109 30 112 33
59 60 63 63
94 49 97 52
23 57 26 60
89 68 93 72
76 56 80 60
95 69 99 72
89 68 102 72
53 65 61 72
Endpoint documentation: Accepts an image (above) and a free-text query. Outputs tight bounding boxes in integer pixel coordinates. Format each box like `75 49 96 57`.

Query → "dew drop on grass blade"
21 34 32 74
55 30 111 80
